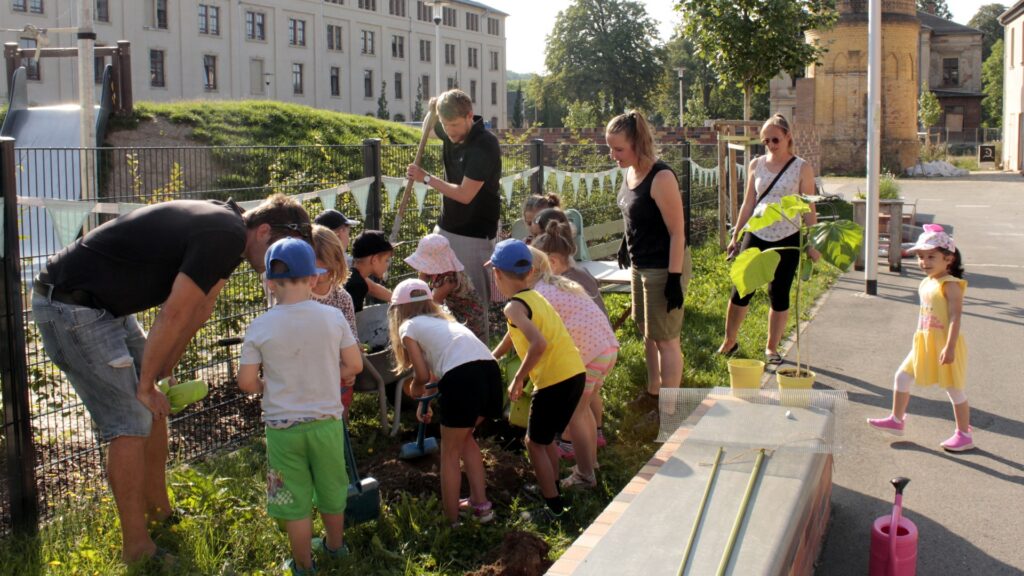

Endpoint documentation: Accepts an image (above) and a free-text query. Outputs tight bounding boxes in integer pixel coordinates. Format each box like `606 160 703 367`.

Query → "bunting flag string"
348 179 372 220
413 182 429 214
44 199 97 249
316 187 338 214
499 175 516 206
380 176 406 207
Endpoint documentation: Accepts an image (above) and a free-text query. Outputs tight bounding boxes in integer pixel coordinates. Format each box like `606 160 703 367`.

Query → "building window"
490 116 497 128
325 0 342 4
942 57 959 87
293 63 304 95
198 5 219 36
944 104 964 132
391 35 404 59
154 0 168 29
12 0 25 11
442 6 456 27
395 72 403 99
289 19 306 47
15 0 45 13
150 49 165 87
490 50 499 71
421 74 429 97
203 55 217 90
363 70 373 98
94 55 105 83
490 81 497 105
466 13 479 32
444 43 455 65
419 39 431 62
487 17 499 35
246 12 266 41
331 66 341 97
19 38 40 80
95 0 109 22
327 24 343 51
467 47 478 69
388 0 405 17
447 77 456 90
250 58 265 95
360 30 375 55
416 1 432 22
470 80 476 102
358 0 376 11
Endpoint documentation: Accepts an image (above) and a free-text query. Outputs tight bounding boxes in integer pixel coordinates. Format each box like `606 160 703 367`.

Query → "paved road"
808 173 1024 574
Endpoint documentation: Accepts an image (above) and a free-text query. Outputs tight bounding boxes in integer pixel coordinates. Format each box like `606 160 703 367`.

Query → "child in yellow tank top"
488 240 586 520
868 225 973 452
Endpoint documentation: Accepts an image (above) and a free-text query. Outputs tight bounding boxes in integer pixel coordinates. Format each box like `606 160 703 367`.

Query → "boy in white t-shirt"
239 238 363 575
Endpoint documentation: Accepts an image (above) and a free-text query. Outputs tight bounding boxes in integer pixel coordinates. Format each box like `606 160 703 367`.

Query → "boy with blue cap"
238 238 363 574
489 239 586 521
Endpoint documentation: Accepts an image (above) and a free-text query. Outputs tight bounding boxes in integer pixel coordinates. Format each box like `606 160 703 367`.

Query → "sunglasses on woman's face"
762 137 782 145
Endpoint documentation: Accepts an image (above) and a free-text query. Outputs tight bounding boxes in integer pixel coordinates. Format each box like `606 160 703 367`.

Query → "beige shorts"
631 248 692 341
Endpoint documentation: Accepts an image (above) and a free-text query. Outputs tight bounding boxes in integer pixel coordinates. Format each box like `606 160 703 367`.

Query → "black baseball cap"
314 209 360 230
351 230 394 258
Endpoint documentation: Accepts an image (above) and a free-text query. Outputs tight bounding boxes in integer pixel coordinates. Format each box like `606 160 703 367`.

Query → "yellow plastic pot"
728 358 765 389
776 367 815 407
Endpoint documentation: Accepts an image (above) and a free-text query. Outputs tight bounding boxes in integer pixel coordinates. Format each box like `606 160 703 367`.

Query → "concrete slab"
574 398 832 576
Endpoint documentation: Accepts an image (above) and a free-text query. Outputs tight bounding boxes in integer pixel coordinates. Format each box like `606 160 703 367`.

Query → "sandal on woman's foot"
717 342 739 356
765 352 783 365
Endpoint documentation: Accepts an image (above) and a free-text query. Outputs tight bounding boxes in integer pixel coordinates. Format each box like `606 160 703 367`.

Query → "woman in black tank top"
606 110 690 406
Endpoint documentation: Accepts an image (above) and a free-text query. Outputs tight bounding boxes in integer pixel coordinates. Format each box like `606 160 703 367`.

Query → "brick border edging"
547 399 718 575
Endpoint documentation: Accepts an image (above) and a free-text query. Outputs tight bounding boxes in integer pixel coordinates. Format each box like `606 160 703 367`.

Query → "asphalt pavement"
801 173 1024 574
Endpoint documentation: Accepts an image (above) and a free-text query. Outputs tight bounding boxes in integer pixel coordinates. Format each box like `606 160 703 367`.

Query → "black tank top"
617 160 683 269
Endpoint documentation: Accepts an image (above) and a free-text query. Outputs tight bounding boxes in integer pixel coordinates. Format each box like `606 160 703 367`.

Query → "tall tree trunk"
743 84 752 122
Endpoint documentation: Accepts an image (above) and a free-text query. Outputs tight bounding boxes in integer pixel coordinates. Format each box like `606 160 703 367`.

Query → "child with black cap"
313 209 359 251
489 239 586 521
238 237 363 574
345 230 394 312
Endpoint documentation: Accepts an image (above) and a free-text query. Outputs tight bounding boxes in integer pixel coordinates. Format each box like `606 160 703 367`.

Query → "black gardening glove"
616 237 630 269
665 272 683 312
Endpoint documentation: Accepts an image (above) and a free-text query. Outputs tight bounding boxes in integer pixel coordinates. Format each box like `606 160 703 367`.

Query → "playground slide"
1 65 113 279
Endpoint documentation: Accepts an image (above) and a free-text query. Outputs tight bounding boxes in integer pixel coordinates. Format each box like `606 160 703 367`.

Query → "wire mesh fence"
1 138 731 536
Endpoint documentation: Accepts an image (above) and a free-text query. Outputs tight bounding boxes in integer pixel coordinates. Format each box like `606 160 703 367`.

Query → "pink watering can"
869 477 918 576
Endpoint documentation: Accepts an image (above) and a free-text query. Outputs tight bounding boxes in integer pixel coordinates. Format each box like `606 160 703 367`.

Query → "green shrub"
919 141 948 163
950 156 980 171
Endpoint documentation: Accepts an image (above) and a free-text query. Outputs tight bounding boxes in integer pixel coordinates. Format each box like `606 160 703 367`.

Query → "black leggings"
730 232 800 310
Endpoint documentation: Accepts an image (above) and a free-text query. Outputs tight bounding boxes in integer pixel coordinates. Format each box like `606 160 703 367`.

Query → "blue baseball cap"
486 239 533 274
265 237 326 279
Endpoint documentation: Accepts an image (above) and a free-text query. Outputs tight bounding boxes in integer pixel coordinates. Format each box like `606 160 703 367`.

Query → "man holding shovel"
407 89 502 341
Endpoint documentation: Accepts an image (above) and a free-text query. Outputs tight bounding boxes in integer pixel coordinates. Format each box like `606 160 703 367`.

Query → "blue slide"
1 65 113 278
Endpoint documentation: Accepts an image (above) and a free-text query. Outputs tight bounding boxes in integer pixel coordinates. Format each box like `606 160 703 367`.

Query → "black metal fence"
0 137 725 536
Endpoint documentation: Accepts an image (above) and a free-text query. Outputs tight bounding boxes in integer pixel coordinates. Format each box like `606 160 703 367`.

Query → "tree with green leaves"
918 81 942 131
512 85 524 128
678 0 837 120
968 4 1007 61
413 79 424 122
981 39 1003 128
544 0 663 116
918 0 953 19
377 81 390 120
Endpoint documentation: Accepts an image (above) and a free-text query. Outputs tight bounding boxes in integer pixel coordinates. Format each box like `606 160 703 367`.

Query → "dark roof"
1000 0 1024 25
453 0 507 17
931 89 984 99
917 10 982 35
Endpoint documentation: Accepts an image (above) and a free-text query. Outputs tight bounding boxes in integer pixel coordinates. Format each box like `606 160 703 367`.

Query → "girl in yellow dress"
868 224 972 452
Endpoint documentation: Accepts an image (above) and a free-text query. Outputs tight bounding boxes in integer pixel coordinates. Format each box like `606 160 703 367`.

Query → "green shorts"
265 418 348 521
631 248 692 341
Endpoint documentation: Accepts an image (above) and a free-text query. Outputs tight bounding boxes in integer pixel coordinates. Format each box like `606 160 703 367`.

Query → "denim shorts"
32 293 151 441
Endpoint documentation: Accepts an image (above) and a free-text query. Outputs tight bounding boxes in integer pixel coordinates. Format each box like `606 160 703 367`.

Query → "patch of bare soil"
466 531 553 576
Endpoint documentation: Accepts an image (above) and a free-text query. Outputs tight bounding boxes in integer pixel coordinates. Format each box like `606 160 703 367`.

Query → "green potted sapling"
730 196 863 388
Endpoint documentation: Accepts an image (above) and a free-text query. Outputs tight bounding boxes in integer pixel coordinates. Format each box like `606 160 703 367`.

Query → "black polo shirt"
435 115 502 239
44 200 247 317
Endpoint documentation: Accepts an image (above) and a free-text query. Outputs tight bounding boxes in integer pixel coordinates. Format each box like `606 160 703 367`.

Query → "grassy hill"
112 100 423 147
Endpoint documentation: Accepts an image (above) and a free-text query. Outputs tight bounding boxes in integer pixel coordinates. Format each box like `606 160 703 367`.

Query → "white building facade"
1001 1 1024 172
1 0 508 127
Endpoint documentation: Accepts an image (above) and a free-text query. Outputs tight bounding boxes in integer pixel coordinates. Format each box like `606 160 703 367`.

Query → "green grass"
110 101 423 147
949 155 980 172
0 241 843 575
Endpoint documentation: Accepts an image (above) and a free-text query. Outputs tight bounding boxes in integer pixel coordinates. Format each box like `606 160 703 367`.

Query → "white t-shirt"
240 300 357 425
399 315 493 378
750 155 805 242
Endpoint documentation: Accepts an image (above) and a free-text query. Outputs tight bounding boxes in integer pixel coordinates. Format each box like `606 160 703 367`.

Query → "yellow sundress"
899 275 967 389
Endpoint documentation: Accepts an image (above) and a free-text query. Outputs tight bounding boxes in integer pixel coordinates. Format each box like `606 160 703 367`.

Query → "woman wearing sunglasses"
717 113 820 365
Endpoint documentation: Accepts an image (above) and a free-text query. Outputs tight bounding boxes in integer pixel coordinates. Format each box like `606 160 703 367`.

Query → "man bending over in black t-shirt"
407 89 502 341
31 194 310 565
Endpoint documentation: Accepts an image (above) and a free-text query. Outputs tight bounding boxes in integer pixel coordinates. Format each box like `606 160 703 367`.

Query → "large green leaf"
730 247 782 298
779 195 812 220
810 220 864 271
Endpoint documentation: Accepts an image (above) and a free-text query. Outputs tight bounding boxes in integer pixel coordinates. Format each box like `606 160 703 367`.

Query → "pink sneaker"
457 498 495 523
940 429 975 452
867 414 905 436
557 441 575 460
596 429 607 448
